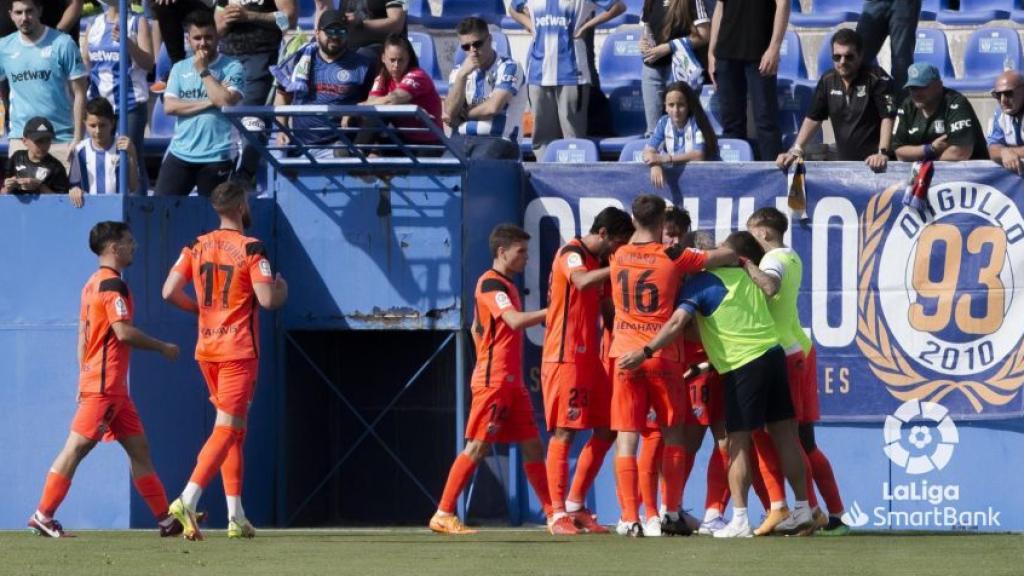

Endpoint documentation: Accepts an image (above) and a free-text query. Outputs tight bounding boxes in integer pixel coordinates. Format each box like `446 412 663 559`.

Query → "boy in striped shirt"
69 98 142 207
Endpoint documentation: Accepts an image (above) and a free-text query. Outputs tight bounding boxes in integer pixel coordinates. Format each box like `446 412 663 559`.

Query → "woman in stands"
82 0 155 190
643 81 718 188
640 0 711 136
359 33 444 154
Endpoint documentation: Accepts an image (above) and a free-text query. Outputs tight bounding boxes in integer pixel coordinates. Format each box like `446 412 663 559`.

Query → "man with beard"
987 70 1024 177
162 182 288 540
892 62 988 162
776 29 895 172
271 10 376 159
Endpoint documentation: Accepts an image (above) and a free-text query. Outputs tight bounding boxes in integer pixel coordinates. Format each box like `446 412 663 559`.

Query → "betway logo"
89 50 121 63
10 69 51 82
536 14 570 27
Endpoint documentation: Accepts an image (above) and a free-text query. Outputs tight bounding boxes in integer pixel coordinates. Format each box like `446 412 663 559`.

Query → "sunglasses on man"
991 86 1022 100
460 38 487 52
322 27 347 38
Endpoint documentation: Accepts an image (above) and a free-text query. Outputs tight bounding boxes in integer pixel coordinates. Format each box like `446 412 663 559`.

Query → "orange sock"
749 444 771 509
800 447 819 508
808 448 844 514
189 425 237 489
638 434 662 518
752 430 786 504
523 461 553 517
132 473 169 519
545 438 570 514
661 445 686 513
615 456 640 523
37 471 71 518
438 453 477 514
221 429 246 497
567 436 613 505
706 447 730 513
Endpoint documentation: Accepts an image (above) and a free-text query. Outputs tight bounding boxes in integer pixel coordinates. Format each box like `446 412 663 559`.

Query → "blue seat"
913 28 954 81
598 28 644 90
156 44 172 82
416 0 505 28
617 138 648 162
778 30 808 80
945 26 1022 92
717 138 754 162
408 31 448 96
777 78 816 147
790 0 860 28
606 84 647 137
937 0 1011 25
699 84 724 135
453 29 511 67
598 0 642 29
920 0 941 20
541 138 600 163
149 97 175 138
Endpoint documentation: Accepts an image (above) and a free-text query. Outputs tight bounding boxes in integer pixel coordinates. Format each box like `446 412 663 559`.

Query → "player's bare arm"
162 270 199 314
501 308 546 331
743 259 781 298
76 318 86 366
618 307 693 370
110 320 180 360
569 267 611 291
703 246 738 269
254 273 288 310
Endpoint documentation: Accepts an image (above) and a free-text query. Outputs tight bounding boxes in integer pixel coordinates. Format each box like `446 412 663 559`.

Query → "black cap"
318 9 347 30
23 116 55 141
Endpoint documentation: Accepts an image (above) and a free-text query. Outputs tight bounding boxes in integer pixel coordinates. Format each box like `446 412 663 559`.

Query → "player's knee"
593 427 616 443
798 424 816 453
519 439 545 462
463 440 489 461
552 427 575 443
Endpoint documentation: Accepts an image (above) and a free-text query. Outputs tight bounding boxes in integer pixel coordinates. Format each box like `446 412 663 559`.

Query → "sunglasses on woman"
460 38 487 52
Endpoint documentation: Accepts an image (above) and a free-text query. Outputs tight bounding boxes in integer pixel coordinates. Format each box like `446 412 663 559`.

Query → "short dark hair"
681 230 715 251
10 0 40 9
665 206 692 235
725 231 765 265
631 194 667 230
456 16 489 37
748 206 788 235
590 206 634 238
489 223 530 258
832 28 863 55
85 97 115 121
89 221 130 255
210 181 247 215
184 9 215 31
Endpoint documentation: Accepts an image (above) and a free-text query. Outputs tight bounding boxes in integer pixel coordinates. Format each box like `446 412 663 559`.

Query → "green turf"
2 529 1022 576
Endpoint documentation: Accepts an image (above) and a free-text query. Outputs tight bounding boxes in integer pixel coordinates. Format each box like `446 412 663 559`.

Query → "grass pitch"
2 528 1021 576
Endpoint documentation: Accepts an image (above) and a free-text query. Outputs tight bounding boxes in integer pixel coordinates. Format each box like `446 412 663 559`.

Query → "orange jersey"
79 267 133 395
171 229 274 362
471 269 523 388
542 238 604 363
609 242 707 360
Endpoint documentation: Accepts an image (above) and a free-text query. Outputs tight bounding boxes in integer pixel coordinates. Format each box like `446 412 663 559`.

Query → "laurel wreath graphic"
856 184 1024 413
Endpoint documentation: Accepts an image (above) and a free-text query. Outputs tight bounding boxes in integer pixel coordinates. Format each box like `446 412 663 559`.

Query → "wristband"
274 10 290 31
923 143 936 161
199 69 211 79
642 346 654 359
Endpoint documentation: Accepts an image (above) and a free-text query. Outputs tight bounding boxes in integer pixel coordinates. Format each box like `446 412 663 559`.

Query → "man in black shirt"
892 63 988 162
708 0 789 160
777 29 895 172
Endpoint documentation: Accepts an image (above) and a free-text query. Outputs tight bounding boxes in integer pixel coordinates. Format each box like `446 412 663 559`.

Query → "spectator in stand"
892 63 987 162
214 0 296 184
1 116 70 195
776 29 895 172
271 10 375 158
643 81 718 188
154 10 244 197
640 0 711 136
508 0 626 159
151 0 213 71
0 0 87 170
312 0 406 58
359 33 442 152
708 0 788 161
82 0 154 189
987 71 1024 177
69 98 142 207
0 0 81 45
855 0 921 102
444 16 526 160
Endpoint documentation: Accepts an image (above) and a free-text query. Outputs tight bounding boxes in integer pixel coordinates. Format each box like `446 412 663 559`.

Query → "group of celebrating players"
430 195 850 538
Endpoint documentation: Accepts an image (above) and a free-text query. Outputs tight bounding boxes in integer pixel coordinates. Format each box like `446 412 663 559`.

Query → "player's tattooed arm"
162 270 199 314
501 308 547 331
618 307 693 370
110 321 180 360
743 260 781 298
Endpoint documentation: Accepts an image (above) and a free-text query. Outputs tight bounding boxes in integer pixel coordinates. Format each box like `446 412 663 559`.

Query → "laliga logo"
883 399 959 474
858 182 1024 412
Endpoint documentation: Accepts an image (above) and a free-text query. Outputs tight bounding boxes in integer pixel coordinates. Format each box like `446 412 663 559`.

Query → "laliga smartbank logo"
857 182 1024 413
841 399 1001 529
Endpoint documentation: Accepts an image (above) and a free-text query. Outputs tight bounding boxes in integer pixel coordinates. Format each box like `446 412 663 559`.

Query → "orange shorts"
541 358 610 431
466 385 540 443
801 347 821 423
684 370 724 426
785 351 806 422
71 393 145 441
199 358 258 418
610 357 686 432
